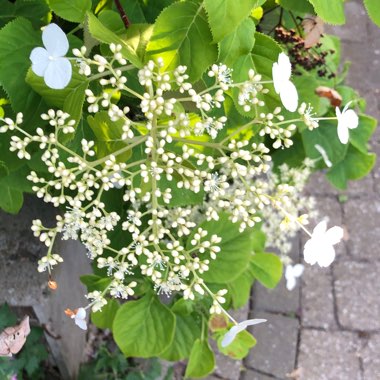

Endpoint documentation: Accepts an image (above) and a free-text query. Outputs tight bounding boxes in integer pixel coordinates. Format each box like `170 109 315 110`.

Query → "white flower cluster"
1 43 346 321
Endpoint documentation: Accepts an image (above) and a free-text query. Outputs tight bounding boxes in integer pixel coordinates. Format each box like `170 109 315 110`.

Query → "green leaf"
117 0 147 23
0 165 32 214
308 0 345 25
48 0 92 23
87 111 132 162
279 0 315 13
349 114 377 154
251 32 282 108
0 18 48 128
184 339 215 378
80 274 113 291
364 0 380 27
145 1 218 81
125 24 154 63
98 10 126 35
0 0 49 28
137 0 176 24
158 176 204 207
188 213 254 283
226 270 254 309
204 0 257 43
294 73 320 114
0 304 17 330
250 252 283 289
218 18 256 67
251 227 266 252
160 306 201 361
87 12 143 67
217 328 256 359
326 146 376 189
113 293 176 357
0 184 23 214
302 120 348 167
272 132 306 168
91 299 120 329
232 33 282 116
26 68 89 127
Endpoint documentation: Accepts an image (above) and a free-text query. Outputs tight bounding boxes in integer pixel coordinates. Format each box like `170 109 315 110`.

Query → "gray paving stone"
343 199 380 260
361 334 380 380
304 173 339 196
0 197 56 305
334 261 380 331
253 277 300 316
245 312 299 379
345 175 375 196
342 41 375 93
253 237 301 315
240 368 277 380
371 142 380 191
298 330 361 380
301 265 336 330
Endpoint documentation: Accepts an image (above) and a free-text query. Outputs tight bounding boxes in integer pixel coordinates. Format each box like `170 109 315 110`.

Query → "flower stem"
114 0 131 28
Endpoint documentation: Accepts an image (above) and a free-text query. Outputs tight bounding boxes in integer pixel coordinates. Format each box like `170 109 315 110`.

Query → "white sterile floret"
285 264 304 291
315 144 332 168
72 308 87 330
303 221 344 267
335 101 359 144
272 53 298 112
221 319 267 347
30 23 72 89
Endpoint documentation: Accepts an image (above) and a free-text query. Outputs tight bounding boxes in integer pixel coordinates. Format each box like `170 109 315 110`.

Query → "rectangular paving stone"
341 40 375 93
344 175 374 196
253 277 301 316
241 368 278 380
253 236 301 315
343 199 380 260
298 330 361 380
245 312 299 379
0 197 56 306
371 142 380 191
334 261 380 330
303 173 339 196
361 334 380 380
301 265 337 330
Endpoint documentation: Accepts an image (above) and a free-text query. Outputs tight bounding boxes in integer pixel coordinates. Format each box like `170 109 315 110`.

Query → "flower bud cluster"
1 52 316 317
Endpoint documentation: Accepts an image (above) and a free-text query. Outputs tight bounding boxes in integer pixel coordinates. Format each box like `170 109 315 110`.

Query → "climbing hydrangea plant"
0 0 377 377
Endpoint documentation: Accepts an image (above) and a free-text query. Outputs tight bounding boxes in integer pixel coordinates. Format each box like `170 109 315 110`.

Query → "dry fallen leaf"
302 16 324 48
0 316 31 357
286 367 303 379
315 86 343 107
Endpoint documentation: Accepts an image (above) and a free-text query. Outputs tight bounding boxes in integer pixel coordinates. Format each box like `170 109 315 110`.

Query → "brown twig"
114 0 131 28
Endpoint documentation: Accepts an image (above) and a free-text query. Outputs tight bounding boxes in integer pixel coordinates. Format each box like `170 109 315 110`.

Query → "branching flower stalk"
1 41 349 330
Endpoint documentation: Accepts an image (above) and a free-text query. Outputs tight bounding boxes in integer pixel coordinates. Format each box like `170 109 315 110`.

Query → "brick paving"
240 1 380 379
